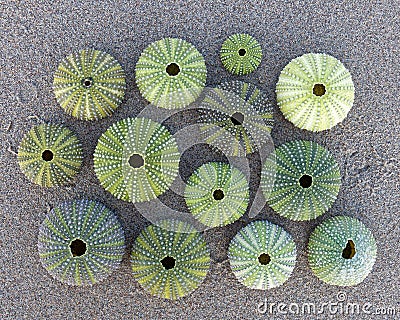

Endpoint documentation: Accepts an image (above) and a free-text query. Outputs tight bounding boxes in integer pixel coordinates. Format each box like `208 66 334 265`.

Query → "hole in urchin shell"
213 189 225 200
238 48 246 56
299 174 312 188
166 63 180 76
258 253 271 265
41 150 53 162
129 154 144 168
160 256 175 270
81 77 93 88
230 112 245 125
342 239 356 259
70 239 87 257
313 83 326 96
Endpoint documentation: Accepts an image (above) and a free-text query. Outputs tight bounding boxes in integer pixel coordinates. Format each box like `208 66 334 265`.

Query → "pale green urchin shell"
131 220 210 299
228 220 297 290
38 199 125 286
53 49 126 120
261 140 341 221
184 162 249 228
276 53 354 131
17 124 83 187
308 215 377 286
135 38 207 109
93 117 180 203
220 33 262 75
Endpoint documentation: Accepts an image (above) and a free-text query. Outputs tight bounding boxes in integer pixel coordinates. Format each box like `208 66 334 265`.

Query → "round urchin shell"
228 220 297 290
220 33 262 75
53 49 126 121
135 38 207 109
308 216 377 286
261 140 341 221
199 81 273 156
184 162 249 228
38 199 125 286
131 220 210 300
93 117 180 203
276 53 355 131
17 124 83 187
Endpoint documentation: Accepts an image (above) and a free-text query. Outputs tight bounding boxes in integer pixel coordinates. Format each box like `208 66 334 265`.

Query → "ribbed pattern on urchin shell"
53 49 126 121
184 162 249 227
261 140 341 221
135 38 207 109
93 117 180 203
308 216 377 286
17 124 83 187
276 53 354 131
38 199 125 286
220 33 262 75
131 220 210 300
228 220 297 290
199 81 273 156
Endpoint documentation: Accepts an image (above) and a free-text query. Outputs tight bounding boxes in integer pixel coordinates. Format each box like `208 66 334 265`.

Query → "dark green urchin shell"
53 49 126 120
308 216 377 286
38 199 125 286
199 81 273 156
220 33 262 75
93 117 180 203
276 53 355 131
228 220 297 290
261 140 341 221
17 124 83 187
135 38 207 109
184 162 249 228
131 220 210 300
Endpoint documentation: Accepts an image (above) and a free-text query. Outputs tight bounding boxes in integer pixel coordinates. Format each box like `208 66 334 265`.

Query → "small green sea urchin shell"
228 220 297 290
131 220 210 299
38 199 125 286
135 38 207 109
276 53 355 131
184 162 249 227
17 124 83 187
220 33 262 75
53 49 126 121
261 140 341 221
308 216 377 286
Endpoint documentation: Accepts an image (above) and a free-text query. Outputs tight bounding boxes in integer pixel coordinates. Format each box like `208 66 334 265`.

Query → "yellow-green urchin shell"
53 49 126 120
184 162 249 228
38 199 125 286
308 216 377 286
220 33 262 75
228 220 297 290
17 124 83 187
135 38 207 109
276 53 355 131
261 140 341 221
131 220 210 300
93 117 180 203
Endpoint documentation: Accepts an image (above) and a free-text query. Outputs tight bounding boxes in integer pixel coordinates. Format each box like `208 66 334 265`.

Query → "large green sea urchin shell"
135 38 207 109
93 117 180 203
220 33 262 75
261 140 341 221
308 216 377 286
17 124 83 187
276 53 354 131
53 49 126 121
131 220 210 299
228 220 297 290
38 199 125 286
184 162 249 227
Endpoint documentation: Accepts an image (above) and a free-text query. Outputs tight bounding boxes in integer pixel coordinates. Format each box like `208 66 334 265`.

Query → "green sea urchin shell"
17 124 83 187
53 49 126 121
220 33 262 75
38 199 125 286
184 162 249 227
228 220 297 290
93 117 180 203
261 140 341 221
131 220 210 299
308 216 377 286
135 38 207 109
276 53 355 131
